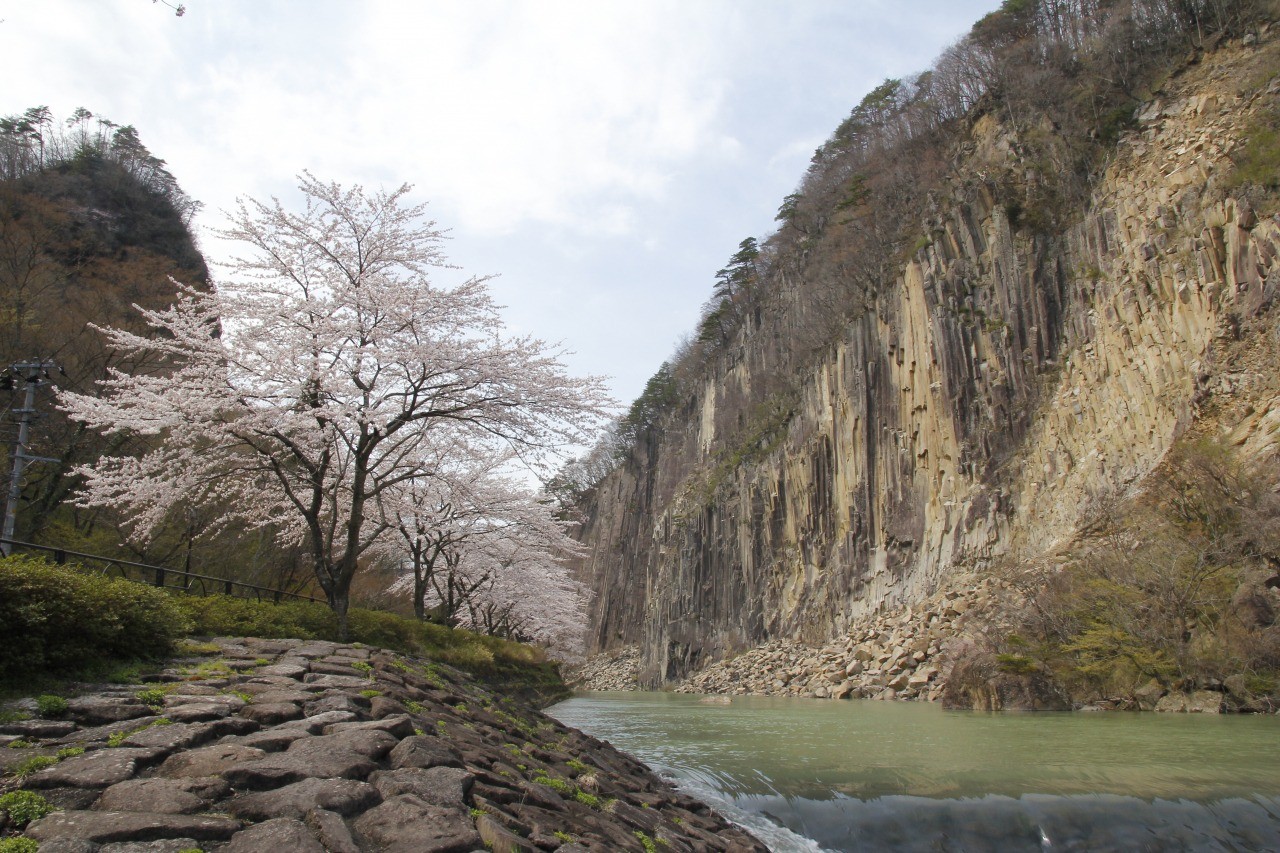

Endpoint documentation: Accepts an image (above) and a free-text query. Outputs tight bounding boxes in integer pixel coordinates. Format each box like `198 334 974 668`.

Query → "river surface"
547 691 1280 852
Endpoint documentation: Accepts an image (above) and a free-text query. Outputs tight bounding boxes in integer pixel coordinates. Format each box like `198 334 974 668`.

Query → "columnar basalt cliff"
576 37 1280 688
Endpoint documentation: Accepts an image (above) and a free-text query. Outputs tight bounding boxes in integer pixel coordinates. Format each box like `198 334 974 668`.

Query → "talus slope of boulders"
572 576 1002 701
0 638 766 852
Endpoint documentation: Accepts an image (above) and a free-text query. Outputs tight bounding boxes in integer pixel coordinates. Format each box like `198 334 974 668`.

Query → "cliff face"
577 41 1280 687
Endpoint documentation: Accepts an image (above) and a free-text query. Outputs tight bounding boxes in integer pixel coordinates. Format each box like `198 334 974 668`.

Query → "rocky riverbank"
572 570 1279 715
561 648 641 693
569 575 999 703
0 637 766 852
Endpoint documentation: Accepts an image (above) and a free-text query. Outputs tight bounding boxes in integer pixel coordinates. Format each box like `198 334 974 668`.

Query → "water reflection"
549 692 1280 852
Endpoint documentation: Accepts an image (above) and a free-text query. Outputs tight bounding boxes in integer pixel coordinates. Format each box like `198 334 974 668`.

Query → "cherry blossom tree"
59 173 609 638
377 437 591 655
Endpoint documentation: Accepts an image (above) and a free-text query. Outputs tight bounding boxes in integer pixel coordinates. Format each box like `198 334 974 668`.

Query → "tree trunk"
333 587 351 642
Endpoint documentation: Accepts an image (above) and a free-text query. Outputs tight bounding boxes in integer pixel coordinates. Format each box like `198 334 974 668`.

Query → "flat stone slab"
245 689 312 705
0 719 78 738
221 728 312 752
223 738 377 790
66 698 154 726
162 702 237 723
98 840 209 853
388 735 464 770
302 673 373 690
256 663 309 679
221 817 325 853
94 776 230 814
26 748 165 789
228 777 382 820
476 812 537 853
304 693 366 716
119 721 219 753
325 714 415 739
276 710 357 735
26 810 241 843
309 659 374 677
157 743 265 778
55 717 163 747
238 702 304 725
370 767 473 806
351 794 481 853
323 728 399 759
307 807 361 853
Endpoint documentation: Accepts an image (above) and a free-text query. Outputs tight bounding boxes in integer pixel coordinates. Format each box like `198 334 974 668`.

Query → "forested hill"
0 111 215 561
567 0 1280 701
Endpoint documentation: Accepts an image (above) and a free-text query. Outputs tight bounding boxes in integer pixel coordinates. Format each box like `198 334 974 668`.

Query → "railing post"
53 549 65 565
224 580 233 596
154 567 165 588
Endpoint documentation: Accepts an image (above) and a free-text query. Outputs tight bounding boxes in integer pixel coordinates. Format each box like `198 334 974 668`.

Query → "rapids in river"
548 691 1280 852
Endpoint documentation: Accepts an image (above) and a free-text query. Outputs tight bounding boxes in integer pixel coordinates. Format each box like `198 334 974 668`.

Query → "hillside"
571 4 1280 707
0 118 207 549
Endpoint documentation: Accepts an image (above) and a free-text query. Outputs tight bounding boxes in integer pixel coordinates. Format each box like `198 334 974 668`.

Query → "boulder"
220 817 324 853
222 740 376 791
476 812 536 852
228 777 381 820
369 767 474 806
388 735 464 770
238 702 304 726
94 776 230 814
1133 679 1166 711
26 748 165 789
157 743 265 779
351 794 481 853
306 807 361 853
26 810 240 844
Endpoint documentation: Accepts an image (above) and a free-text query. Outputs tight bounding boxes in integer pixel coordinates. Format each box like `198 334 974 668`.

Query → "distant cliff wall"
577 41 1280 687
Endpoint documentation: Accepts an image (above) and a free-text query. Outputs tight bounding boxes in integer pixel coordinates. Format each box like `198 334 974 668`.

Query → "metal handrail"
0 538 325 604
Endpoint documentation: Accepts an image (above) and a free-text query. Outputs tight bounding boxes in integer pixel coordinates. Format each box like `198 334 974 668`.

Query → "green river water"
547 691 1280 852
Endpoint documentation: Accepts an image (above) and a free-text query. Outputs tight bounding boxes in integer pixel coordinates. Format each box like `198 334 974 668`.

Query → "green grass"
12 755 57 778
1231 114 1280 190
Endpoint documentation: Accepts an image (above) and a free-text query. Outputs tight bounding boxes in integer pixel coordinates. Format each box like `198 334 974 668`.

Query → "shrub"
0 838 39 853
13 755 57 778
0 790 53 826
172 593 549 679
0 555 190 684
35 694 68 718
1231 112 1280 191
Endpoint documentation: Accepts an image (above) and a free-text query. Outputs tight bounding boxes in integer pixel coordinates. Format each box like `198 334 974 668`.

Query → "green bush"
13 755 57 778
0 555 190 684
172 596 333 640
35 694 67 718
0 837 40 853
172 594 547 677
0 790 53 826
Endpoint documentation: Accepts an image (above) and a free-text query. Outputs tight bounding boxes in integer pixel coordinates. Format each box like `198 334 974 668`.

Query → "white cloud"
0 0 1005 408
329 1 740 236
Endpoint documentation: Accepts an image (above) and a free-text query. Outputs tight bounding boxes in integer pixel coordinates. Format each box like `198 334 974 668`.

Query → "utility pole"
2 360 59 555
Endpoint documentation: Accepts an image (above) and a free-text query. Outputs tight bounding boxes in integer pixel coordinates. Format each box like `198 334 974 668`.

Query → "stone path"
0 638 766 852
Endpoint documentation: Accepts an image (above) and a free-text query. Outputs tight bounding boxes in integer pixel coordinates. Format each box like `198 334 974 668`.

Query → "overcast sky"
2 0 1001 412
